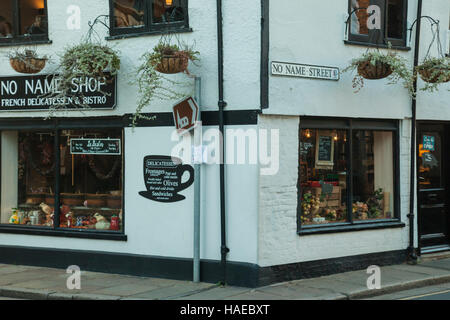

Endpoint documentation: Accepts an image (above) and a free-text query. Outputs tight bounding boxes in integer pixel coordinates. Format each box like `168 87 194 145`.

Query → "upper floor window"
0 0 48 44
110 0 189 37
348 0 407 47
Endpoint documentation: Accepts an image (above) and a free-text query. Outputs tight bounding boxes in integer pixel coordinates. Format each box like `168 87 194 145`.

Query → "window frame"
347 0 408 48
297 117 404 235
0 117 127 241
0 0 50 46
108 0 190 38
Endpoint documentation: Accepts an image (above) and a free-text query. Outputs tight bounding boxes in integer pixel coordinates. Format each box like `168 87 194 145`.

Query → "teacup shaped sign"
139 155 194 203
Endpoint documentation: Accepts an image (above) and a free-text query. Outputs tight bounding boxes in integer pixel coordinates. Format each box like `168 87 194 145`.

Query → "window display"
300 129 348 225
0 129 123 233
299 121 398 228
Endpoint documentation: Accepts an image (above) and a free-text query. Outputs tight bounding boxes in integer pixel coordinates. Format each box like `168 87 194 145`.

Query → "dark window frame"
347 0 408 48
297 117 404 235
0 0 50 46
0 117 127 241
108 0 190 38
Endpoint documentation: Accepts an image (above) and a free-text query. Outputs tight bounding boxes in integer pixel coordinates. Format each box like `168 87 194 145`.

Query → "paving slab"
420 259 450 271
89 283 160 297
222 290 288 300
367 282 450 300
177 286 251 300
72 293 121 300
0 286 55 300
256 282 346 300
128 283 217 300
0 270 59 286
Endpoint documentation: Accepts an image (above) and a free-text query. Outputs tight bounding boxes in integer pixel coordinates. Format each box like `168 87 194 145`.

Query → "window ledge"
344 40 411 51
0 39 52 48
106 28 193 41
0 225 127 241
298 220 405 236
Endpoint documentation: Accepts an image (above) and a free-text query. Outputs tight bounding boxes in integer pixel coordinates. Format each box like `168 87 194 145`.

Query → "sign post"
172 92 201 283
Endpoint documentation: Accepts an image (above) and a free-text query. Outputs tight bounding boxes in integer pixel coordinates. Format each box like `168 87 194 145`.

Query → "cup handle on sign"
178 165 195 191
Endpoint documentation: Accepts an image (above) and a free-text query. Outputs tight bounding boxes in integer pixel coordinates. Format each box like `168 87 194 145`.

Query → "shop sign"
271 61 340 81
139 155 194 203
0 73 116 111
423 135 435 151
70 138 121 155
173 97 199 135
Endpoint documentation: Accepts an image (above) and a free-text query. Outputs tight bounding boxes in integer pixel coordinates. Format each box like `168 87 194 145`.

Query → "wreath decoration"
88 156 121 180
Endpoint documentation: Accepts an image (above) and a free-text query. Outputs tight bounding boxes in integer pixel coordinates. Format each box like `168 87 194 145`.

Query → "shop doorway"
417 124 450 253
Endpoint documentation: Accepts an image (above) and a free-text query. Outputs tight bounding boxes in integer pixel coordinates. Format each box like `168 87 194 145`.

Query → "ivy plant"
416 56 450 92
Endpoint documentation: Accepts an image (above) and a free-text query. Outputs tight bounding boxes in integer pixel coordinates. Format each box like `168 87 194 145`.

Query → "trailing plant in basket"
342 48 414 96
43 41 120 114
416 56 450 92
131 41 199 127
8 48 49 74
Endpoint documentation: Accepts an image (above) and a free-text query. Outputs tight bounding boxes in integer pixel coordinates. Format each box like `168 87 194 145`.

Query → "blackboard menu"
70 139 121 155
318 136 332 161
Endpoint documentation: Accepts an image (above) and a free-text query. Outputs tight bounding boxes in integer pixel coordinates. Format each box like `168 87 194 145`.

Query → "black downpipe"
407 0 422 264
216 0 229 284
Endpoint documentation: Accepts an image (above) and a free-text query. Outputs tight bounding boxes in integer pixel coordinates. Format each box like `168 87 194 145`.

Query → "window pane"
0 1 14 38
114 0 145 28
418 132 442 189
300 129 348 225
350 0 372 35
352 131 394 221
1 131 55 227
19 0 48 36
152 0 185 24
386 0 404 39
58 129 123 232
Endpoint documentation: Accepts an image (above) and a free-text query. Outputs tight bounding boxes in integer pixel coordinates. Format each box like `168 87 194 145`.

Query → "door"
417 125 450 252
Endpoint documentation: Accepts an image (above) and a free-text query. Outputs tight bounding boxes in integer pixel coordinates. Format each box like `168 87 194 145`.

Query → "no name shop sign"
271 61 340 81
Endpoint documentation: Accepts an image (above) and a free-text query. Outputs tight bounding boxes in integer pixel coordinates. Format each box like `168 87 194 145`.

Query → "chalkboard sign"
315 134 334 167
70 138 121 155
139 155 194 203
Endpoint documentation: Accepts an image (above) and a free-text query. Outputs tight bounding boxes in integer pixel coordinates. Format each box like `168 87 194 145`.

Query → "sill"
0 39 52 47
0 225 127 241
344 40 411 51
106 27 193 41
298 220 405 236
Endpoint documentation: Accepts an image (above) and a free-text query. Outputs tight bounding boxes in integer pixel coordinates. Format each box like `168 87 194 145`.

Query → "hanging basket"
357 60 393 80
155 52 189 74
10 57 47 74
417 66 450 84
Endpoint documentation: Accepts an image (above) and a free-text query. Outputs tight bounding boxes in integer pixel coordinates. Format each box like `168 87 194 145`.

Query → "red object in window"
110 216 120 230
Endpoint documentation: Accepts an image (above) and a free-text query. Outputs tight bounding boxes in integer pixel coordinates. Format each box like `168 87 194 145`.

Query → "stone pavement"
0 254 449 300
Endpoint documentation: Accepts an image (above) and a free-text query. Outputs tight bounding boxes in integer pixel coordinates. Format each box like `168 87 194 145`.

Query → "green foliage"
43 41 121 116
342 48 414 96
7 48 49 61
130 41 199 127
416 56 450 92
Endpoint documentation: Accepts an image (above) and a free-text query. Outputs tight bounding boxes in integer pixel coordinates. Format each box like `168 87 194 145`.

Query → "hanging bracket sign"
70 138 121 155
271 61 340 81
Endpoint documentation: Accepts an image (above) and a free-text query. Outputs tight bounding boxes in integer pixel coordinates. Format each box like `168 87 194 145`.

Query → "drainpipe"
216 0 229 284
407 0 422 264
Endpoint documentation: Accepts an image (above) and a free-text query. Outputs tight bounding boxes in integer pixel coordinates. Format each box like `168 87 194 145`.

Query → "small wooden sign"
70 138 121 155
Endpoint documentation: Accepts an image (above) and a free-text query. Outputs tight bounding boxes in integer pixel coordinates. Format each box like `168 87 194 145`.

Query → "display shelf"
18 204 121 214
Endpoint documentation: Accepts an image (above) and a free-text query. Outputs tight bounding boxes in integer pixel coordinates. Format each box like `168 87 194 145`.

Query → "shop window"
110 0 189 36
0 129 123 233
348 0 407 47
299 120 399 229
0 0 48 44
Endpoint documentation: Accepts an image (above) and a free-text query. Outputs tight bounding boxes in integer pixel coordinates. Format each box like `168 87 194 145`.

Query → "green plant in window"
342 44 414 96
301 191 322 223
366 188 384 219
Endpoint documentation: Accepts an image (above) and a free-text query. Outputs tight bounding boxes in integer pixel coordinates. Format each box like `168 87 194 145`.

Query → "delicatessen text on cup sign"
0 73 116 111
